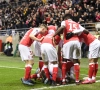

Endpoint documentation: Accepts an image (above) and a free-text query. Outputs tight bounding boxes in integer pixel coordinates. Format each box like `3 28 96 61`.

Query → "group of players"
18 14 100 86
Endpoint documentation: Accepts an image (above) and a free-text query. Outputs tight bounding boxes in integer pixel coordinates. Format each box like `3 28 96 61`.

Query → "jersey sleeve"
61 21 66 27
30 28 40 36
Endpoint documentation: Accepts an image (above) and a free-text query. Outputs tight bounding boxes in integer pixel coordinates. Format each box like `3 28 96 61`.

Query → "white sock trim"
27 64 32 68
53 64 58 67
74 63 79 65
43 65 48 68
89 63 95 65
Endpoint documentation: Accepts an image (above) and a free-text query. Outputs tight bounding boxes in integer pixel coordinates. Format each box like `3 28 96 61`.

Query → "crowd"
0 0 100 30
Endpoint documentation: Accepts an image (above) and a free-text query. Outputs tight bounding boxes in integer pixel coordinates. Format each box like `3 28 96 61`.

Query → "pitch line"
0 65 100 77
31 84 75 90
0 66 36 71
31 80 100 90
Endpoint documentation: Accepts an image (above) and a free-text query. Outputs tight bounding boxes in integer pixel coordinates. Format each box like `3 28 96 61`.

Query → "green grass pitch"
0 55 100 90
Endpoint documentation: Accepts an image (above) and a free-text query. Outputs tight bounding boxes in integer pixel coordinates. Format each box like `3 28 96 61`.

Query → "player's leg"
47 44 59 86
73 59 81 85
70 66 75 81
62 42 73 85
41 44 51 84
92 59 98 83
25 59 35 81
92 42 100 83
33 41 44 71
61 59 67 84
18 45 34 85
66 60 75 82
73 41 81 85
49 63 62 85
51 61 59 86
82 40 100 84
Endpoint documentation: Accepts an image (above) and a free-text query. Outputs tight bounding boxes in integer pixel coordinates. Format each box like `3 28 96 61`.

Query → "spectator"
95 12 100 22
4 41 13 56
95 0 100 12
73 12 79 22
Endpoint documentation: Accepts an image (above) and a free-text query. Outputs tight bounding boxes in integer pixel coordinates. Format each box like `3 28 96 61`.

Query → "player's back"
20 28 33 47
41 34 53 45
47 25 57 31
79 32 96 46
63 20 79 44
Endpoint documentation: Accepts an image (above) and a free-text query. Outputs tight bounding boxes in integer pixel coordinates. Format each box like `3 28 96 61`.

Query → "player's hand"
83 30 89 34
66 32 74 40
39 36 44 42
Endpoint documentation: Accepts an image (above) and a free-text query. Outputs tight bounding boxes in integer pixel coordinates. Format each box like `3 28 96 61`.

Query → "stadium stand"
0 0 100 53
0 0 100 31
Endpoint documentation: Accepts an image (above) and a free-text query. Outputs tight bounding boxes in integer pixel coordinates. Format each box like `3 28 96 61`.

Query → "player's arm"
29 29 44 42
53 21 66 37
83 29 89 34
72 24 89 35
53 26 65 37
72 29 89 35
29 34 44 42
57 44 62 68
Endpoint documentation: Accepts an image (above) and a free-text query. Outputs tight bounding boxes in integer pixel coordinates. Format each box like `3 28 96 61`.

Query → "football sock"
74 63 80 82
52 64 58 81
62 62 67 82
24 64 32 80
44 65 50 79
92 62 98 80
88 63 95 80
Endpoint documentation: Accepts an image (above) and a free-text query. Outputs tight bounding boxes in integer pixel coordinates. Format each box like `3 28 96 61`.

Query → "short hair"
39 24 48 29
64 14 72 20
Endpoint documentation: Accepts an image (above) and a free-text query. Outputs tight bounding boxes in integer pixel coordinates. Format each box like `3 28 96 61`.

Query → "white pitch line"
81 74 100 78
0 66 36 71
31 84 75 90
0 65 100 77
31 80 100 90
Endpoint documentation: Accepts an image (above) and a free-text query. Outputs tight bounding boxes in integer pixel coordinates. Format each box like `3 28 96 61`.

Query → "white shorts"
41 43 57 62
18 44 33 61
63 41 81 59
33 41 41 57
88 39 100 59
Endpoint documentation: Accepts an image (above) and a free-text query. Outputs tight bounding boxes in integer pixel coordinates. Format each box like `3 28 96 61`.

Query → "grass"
0 55 100 90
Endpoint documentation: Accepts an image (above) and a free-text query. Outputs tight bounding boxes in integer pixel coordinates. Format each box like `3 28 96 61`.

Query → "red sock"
39 60 44 71
52 66 58 81
30 74 37 79
88 63 95 78
44 66 50 79
93 63 98 77
62 62 67 81
74 63 80 82
24 66 32 80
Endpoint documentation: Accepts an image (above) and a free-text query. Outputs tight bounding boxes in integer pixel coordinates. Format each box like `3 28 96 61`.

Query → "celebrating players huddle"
18 14 100 86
